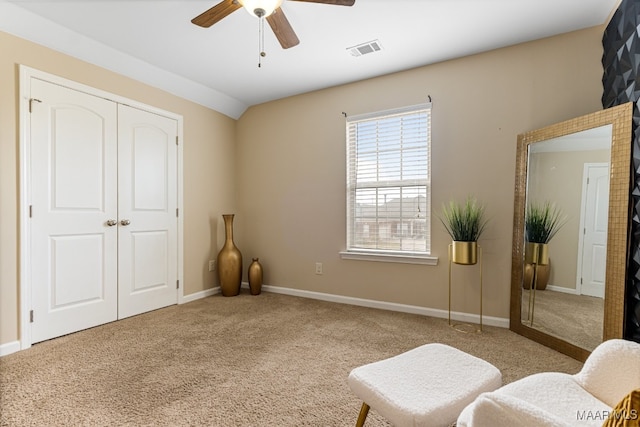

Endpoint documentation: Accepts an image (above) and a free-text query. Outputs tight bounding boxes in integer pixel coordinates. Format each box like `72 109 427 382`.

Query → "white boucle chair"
456 338 640 427
347 343 502 427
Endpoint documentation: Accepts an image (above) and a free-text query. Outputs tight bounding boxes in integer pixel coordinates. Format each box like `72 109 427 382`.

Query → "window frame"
340 102 437 265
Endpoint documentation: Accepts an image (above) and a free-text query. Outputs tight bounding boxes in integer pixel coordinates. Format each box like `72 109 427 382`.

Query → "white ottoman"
348 343 502 427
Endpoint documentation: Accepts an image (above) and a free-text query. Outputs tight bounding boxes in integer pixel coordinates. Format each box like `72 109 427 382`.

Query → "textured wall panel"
602 0 640 342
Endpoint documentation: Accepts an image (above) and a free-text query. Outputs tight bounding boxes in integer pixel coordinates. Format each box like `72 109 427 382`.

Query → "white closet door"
117 104 178 319
30 79 118 343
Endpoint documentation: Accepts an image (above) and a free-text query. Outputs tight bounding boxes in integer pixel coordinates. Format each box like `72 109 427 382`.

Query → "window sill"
339 250 438 265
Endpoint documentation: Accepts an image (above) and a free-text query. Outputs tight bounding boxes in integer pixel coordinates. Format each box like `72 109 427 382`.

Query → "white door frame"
19 65 185 350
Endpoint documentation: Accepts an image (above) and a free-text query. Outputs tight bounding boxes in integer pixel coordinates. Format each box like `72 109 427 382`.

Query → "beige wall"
0 31 237 346
1 24 607 348
235 26 606 320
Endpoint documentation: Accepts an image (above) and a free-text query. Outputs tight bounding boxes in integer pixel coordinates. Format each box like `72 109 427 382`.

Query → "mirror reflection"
510 104 631 362
521 125 612 351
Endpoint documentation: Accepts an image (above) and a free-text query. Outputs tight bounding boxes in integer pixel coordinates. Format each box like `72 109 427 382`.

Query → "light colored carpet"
0 291 583 426
521 289 603 350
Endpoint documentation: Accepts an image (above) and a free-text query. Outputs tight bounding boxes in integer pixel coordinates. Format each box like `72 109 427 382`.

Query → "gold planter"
524 242 549 266
523 258 550 290
451 241 478 265
217 214 242 297
248 258 263 296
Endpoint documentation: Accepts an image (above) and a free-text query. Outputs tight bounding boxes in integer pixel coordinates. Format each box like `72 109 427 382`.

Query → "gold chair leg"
355 402 370 427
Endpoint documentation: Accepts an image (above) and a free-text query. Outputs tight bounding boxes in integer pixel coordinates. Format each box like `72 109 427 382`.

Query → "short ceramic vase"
248 258 263 295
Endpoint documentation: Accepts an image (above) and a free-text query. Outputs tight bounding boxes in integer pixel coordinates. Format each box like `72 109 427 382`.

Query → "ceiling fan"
191 0 356 49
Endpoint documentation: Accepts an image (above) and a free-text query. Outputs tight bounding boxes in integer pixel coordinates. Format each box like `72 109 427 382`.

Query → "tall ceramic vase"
217 214 242 297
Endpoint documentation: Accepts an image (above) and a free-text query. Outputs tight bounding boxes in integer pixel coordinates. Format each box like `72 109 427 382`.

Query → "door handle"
106 219 117 227
120 219 131 226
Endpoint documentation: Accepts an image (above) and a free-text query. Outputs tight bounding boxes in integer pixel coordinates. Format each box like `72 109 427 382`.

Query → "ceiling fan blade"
191 0 242 28
266 8 300 49
288 0 355 5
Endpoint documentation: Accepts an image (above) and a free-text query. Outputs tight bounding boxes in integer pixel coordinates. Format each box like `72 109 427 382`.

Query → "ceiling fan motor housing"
238 0 284 17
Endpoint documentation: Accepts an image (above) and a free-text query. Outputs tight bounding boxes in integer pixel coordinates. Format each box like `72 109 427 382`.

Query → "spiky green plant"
525 201 567 243
440 197 488 241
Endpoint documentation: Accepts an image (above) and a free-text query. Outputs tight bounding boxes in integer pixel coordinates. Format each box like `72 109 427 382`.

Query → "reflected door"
579 164 609 298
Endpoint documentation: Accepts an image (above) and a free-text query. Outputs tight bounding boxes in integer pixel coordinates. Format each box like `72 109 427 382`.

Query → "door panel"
50 234 105 307
133 127 169 210
52 107 106 210
30 78 118 343
132 231 169 292
117 104 178 319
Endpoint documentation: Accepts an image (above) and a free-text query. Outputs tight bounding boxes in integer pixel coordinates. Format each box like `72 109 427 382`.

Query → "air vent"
347 40 383 57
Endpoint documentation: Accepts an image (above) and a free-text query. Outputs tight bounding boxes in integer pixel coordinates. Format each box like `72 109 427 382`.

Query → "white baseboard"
253 283 509 328
0 340 21 357
546 285 579 295
180 286 219 304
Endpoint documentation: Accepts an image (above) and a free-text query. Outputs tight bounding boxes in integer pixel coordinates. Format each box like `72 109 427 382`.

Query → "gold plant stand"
524 242 549 327
448 243 483 333
526 262 539 327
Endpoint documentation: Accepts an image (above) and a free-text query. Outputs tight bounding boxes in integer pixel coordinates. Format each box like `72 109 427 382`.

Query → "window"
344 103 432 262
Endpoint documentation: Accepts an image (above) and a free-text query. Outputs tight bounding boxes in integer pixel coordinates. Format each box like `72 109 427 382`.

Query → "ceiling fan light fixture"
238 0 284 18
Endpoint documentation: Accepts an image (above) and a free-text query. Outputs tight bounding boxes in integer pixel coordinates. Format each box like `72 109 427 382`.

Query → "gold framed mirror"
510 103 633 361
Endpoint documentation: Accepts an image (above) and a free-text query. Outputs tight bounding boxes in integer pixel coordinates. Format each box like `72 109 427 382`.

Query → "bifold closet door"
30 79 119 343
29 79 178 343
117 104 178 319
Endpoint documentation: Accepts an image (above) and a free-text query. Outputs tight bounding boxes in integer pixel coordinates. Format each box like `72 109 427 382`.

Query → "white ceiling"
0 0 620 118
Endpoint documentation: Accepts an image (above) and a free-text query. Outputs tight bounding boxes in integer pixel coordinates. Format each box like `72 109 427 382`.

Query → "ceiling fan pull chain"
258 15 266 68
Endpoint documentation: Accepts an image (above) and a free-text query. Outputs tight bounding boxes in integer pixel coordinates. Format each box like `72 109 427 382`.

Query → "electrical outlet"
315 262 323 275
208 260 216 272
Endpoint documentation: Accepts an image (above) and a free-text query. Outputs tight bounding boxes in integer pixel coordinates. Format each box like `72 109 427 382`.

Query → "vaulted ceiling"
0 0 620 118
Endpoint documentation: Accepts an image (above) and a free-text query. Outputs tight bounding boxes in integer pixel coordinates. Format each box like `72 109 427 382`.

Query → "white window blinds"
346 103 431 255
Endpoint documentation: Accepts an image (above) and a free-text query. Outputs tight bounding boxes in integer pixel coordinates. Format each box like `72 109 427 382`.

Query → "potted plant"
523 201 567 322
524 201 566 266
440 196 488 265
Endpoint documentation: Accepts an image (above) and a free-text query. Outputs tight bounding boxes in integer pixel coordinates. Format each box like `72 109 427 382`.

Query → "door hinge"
29 98 42 113
176 136 179 146
176 280 180 289
29 205 33 218
176 208 179 217
30 310 34 323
